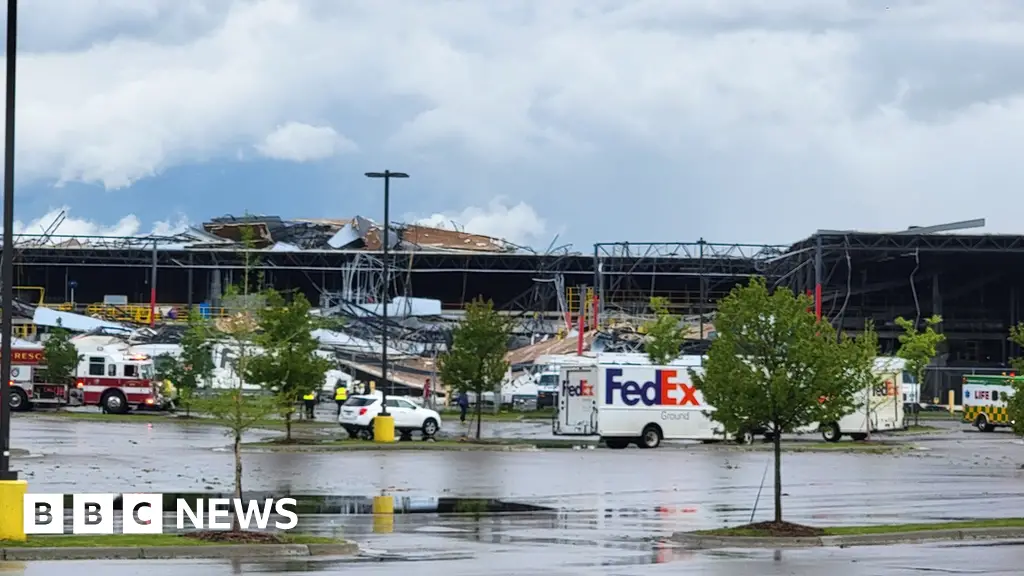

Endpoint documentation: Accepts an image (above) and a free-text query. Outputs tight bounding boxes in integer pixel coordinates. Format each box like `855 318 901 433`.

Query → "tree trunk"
232 429 242 532
475 398 482 440
773 425 782 523
285 411 293 442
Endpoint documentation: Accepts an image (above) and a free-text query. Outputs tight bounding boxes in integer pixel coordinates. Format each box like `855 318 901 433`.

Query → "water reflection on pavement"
8 414 1024 574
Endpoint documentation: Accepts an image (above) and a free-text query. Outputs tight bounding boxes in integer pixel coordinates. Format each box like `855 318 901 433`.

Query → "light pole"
365 170 408 441
0 0 19 483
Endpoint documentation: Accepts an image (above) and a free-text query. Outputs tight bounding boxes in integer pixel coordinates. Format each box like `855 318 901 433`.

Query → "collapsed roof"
197 214 526 253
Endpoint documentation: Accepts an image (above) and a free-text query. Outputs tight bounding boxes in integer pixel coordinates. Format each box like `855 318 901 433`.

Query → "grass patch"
695 518 1024 538
733 441 907 454
891 425 944 435
0 533 341 548
438 409 554 422
915 411 958 420
244 437 590 451
22 410 337 430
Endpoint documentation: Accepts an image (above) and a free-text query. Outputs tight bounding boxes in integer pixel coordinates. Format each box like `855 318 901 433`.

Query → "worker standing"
303 390 316 420
335 384 348 416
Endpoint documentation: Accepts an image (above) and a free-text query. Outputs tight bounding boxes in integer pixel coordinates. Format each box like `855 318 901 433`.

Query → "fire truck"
8 343 164 414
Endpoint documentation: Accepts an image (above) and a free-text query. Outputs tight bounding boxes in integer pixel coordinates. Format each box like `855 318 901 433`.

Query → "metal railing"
920 366 1013 405
41 303 234 325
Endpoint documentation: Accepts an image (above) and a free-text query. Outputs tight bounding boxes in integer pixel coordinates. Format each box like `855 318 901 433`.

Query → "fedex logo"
563 379 594 397
604 368 699 407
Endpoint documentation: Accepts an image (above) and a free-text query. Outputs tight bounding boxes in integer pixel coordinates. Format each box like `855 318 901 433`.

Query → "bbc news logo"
24 494 299 534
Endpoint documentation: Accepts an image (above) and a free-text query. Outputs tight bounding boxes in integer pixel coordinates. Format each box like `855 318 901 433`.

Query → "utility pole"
0 0 20 482
364 170 408 441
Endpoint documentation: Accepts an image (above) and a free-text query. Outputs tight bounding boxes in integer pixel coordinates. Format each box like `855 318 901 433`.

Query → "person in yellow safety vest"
335 385 348 416
303 390 316 420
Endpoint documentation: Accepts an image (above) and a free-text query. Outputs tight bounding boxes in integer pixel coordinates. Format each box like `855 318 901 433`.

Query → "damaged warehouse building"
5 214 1024 403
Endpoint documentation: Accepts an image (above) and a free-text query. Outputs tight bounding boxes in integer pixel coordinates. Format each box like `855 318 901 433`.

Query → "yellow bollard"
949 390 955 414
373 415 396 443
372 494 394 534
0 480 28 541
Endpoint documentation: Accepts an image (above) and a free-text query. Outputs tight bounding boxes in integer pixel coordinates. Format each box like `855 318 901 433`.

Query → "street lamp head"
365 171 409 179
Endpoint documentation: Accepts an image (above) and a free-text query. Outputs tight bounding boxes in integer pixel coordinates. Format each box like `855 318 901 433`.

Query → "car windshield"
344 397 377 407
538 374 558 390
141 364 154 380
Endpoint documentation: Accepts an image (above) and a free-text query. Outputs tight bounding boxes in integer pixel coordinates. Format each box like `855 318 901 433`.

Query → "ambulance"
961 374 1017 432
801 357 908 442
552 354 758 449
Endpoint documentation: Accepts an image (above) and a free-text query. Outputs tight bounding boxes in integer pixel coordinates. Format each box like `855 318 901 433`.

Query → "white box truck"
553 355 759 449
797 357 907 442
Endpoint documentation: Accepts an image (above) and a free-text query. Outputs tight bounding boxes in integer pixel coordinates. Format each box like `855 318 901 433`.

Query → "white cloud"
414 199 548 246
8 207 189 238
11 1 1024 240
254 122 356 162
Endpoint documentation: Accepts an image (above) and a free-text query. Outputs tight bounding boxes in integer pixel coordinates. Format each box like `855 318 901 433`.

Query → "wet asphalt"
6 410 1024 574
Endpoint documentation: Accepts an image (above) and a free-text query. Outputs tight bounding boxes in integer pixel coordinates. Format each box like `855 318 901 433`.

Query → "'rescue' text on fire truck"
8 342 165 413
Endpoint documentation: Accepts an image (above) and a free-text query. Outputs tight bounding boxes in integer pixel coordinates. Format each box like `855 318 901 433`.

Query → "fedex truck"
553 355 758 449
797 357 907 442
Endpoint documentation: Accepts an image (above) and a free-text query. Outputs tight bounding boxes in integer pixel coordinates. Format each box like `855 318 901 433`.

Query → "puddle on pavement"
107 492 553 515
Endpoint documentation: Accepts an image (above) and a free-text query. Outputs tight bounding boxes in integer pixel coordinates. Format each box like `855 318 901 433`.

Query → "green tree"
643 297 685 365
1004 324 1024 435
438 298 510 439
895 315 946 426
156 311 215 417
689 277 871 525
846 320 883 438
193 219 276 531
248 289 331 442
43 319 81 399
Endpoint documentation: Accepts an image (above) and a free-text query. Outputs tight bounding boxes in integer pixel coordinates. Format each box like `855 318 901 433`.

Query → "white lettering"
232 498 274 530
274 498 299 530
176 499 204 530
207 498 232 530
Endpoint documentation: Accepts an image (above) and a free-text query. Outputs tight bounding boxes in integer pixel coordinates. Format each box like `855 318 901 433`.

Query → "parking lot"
6 413 1024 574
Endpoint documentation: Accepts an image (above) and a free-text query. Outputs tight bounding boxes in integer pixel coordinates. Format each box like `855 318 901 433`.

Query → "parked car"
339 393 442 440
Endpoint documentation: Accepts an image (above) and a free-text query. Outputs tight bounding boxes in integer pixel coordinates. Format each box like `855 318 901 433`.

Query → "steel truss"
789 232 1024 254
593 240 791 325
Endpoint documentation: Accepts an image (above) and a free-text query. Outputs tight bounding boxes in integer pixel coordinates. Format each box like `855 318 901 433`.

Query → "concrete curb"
1 542 360 561
671 527 1024 549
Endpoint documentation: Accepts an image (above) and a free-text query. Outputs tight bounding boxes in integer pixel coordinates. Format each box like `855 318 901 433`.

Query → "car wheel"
8 388 27 412
639 424 662 449
422 417 439 437
102 390 128 414
821 422 841 443
975 414 992 432
735 430 754 445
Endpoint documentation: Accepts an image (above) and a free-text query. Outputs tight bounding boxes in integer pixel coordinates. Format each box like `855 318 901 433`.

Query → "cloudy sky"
4 0 1021 249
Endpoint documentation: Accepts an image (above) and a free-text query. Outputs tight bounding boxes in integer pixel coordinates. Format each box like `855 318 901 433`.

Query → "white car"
339 393 442 440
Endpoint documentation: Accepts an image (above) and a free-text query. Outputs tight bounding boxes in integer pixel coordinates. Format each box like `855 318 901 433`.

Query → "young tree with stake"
690 277 872 530
248 289 331 442
895 315 946 426
193 220 277 532
438 298 510 440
